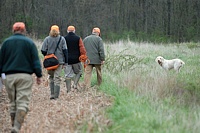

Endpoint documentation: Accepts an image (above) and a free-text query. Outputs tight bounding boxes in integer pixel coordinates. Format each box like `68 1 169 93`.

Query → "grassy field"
98 40 200 133
32 39 200 133
2 39 200 133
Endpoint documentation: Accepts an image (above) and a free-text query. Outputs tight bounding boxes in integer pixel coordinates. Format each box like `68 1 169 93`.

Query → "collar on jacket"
68 32 76 35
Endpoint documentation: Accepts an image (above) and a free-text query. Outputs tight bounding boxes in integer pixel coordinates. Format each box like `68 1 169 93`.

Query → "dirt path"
0 76 112 133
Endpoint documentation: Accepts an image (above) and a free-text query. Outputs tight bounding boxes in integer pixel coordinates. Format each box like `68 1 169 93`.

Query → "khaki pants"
48 65 62 86
84 64 102 88
4 74 33 113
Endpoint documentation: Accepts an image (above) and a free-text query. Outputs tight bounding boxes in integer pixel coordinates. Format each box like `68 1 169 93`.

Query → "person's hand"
36 77 42 85
101 61 105 65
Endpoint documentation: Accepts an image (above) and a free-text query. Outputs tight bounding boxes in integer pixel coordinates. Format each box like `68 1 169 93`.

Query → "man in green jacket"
83 27 105 88
0 22 42 133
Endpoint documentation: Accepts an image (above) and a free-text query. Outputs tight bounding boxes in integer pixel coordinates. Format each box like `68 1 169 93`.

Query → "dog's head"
155 56 164 66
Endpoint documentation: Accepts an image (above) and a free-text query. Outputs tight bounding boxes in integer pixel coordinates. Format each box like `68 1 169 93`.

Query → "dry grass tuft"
104 48 143 74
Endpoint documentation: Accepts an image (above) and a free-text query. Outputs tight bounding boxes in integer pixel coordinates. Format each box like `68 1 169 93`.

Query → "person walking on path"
0 22 42 133
64 25 87 92
83 27 105 88
41 25 68 99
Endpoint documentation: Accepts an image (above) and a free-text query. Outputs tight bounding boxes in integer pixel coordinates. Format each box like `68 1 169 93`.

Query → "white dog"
155 56 185 73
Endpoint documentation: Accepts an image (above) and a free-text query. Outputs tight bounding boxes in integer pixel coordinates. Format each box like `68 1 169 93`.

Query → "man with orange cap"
64 25 87 92
0 22 42 133
83 27 105 88
41 25 68 99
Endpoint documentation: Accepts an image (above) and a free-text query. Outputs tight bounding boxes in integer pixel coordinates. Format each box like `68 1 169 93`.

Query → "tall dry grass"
99 40 200 133
104 40 200 107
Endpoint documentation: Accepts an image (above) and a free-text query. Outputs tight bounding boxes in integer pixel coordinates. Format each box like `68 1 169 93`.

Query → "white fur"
155 56 185 73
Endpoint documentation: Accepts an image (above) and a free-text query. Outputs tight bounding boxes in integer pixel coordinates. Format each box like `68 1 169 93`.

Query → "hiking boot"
73 73 81 89
65 78 71 93
50 96 55 100
50 81 54 99
11 109 26 133
54 85 60 98
10 113 15 127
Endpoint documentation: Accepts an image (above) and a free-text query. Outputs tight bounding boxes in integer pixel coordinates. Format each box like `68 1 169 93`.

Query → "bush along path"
0 74 113 133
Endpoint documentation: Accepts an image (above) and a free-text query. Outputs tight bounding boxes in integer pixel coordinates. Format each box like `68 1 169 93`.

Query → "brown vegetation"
0 73 113 133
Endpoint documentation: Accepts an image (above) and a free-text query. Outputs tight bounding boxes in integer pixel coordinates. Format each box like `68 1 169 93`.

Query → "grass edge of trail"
99 74 199 133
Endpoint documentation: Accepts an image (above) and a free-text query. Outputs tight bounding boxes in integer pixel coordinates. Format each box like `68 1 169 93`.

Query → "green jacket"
83 34 105 64
0 33 42 77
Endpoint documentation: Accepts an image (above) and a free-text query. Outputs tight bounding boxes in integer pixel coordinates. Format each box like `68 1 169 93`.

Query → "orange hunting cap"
67 26 75 31
50 25 59 32
12 22 26 32
92 27 101 36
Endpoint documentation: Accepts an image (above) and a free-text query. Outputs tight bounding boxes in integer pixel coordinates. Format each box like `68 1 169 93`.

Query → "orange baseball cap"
92 27 101 36
13 22 26 31
50 25 59 32
67 26 75 31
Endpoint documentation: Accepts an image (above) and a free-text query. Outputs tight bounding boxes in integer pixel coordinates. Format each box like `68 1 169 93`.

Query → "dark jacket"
64 32 86 64
0 33 42 77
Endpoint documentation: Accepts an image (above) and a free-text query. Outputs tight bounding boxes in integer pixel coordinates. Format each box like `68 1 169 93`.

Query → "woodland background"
0 0 200 43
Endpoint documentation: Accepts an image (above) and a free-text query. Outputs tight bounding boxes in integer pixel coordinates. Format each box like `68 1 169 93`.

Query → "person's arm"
79 38 86 55
41 50 47 56
0 44 3 75
31 42 42 78
98 38 105 62
0 42 6 75
63 49 68 64
61 37 68 64
41 37 48 56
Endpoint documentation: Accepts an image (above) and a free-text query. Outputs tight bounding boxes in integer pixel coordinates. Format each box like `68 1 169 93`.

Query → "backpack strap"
53 36 62 54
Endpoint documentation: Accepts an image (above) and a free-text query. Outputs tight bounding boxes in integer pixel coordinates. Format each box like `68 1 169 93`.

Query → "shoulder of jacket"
85 34 94 39
45 36 51 40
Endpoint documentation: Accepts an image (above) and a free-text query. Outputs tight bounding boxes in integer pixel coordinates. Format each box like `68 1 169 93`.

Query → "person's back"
1 33 41 75
0 22 42 133
83 34 104 64
64 30 81 64
41 25 68 99
63 25 86 92
83 27 105 88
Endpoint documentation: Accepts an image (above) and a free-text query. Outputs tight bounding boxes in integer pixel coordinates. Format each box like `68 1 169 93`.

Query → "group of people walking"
0 22 105 133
